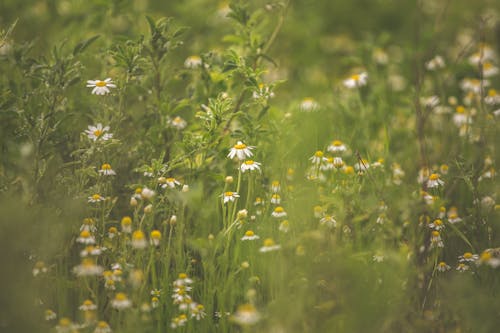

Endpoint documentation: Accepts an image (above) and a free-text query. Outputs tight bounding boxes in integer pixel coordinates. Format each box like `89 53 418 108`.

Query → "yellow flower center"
59 318 71 327
488 89 497 97
115 292 127 301
151 230 161 239
132 230 145 240
92 194 101 200
121 216 132 225
225 191 233 197
351 74 360 81
344 166 354 174
178 273 187 279
101 163 111 170
245 230 255 237
463 252 472 259
263 238 275 247
272 194 280 199
332 140 343 146
95 80 107 87
274 206 284 213
480 251 491 261
135 187 142 194
80 230 91 238
456 106 465 114
234 143 247 149
314 150 324 157
438 262 446 267
97 322 109 328
429 173 439 181
431 231 440 237
244 160 254 165
83 300 93 306
434 219 443 226
166 177 176 183
108 226 117 233
93 129 103 137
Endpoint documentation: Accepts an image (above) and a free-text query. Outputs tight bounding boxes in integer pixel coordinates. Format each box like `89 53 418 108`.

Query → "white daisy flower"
240 160 261 173
98 163 116 176
327 140 347 153
184 55 202 69
84 123 113 141
309 150 326 165
299 97 319 112
271 206 287 218
343 72 368 88
228 141 254 160
159 177 181 189
437 261 451 272
231 304 261 326
86 78 116 95
259 238 281 253
241 230 260 241
170 116 187 129
222 191 239 204
111 293 132 310
88 194 105 203
425 55 445 71
427 173 444 188
458 252 479 263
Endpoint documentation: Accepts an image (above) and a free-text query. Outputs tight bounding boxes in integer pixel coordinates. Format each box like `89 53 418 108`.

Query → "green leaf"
73 35 100 56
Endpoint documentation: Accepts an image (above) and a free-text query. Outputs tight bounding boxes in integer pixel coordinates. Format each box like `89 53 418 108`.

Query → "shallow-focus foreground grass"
1 1 500 332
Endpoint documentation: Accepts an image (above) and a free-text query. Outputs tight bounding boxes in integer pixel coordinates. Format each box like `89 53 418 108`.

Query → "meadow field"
1 0 499 332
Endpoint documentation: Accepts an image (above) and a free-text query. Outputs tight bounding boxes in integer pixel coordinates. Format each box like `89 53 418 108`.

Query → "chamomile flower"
241 160 262 173
252 83 275 100
241 230 260 241
319 214 337 228
171 314 188 329
231 304 261 326
80 218 97 232
271 206 287 218
88 194 105 203
218 191 238 204
80 245 104 257
456 263 469 272
428 219 445 230
271 180 281 193
437 261 451 272
485 89 500 105
73 258 104 276
131 230 148 249
228 141 254 160
108 227 117 239
170 116 187 130
327 140 347 153
478 250 500 268
430 231 444 248
79 299 97 311
482 62 499 77
270 193 281 205
150 230 162 246
84 124 113 141
460 78 489 94
55 318 76 333
279 220 290 233
184 55 202 69
174 273 193 287
191 303 206 320
447 209 462 224
468 45 496 65
159 177 181 189
77 230 96 244
45 309 57 321
140 187 155 200
452 106 471 127
33 261 48 277
98 163 116 176
458 252 479 263
259 238 281 252
425 55 445 70
111 292 132 310
354 159 370 172
343 72 368 88
299 97 319 112
121 216 132 233
94 321 112 333
427 173 444 188
87 78 116 95
310 150 326 165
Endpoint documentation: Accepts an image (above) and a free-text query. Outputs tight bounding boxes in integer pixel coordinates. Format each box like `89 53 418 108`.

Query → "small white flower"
425 55 445 71
259 238 281 253
98 163 116 176
84 124 113 141
88 194 105 203
271 206 287 218
319 215 337 228
309 150 326 165
437 261 451 272
240 160 261 173
170 116 187 129
299 97 319 112
241 230 260 241
228 141 254 160
86 78 116 95
141 188 155 200
111 293 132 310
159 177 181 189
427 173 444 188
76 230 96 245
327 140 347 153
343 72 368 88
222 191 240 204
270 193 281 205
184 55 202 69
458 252 479 263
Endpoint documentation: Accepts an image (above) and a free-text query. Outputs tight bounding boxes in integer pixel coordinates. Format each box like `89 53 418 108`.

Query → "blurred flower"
159 177 181 189
343 72 368 88
141 187 155 200
428 219 445 230
485 89 500 105
460 78 489 94
279 220 290 233
94 321 112 333
45 309 57 321
73 258 104 276
482 62 499 77
310 150 325 165
33 261 48 277
79 299 97 311
184 55 202 69
77 230 96 244
458 252 479 262
121 216 132 233
437 261 451 272
271 206 287 218
131 230 148 249
299 97 319 112
425 55 445 70
319 214 337 228
86 78 116 95
259 238 281 252
327 140 347 153
271 180 281 193
88 194 105 203
170 116 187 129
231 304 261 326
456 263 469 272
111 293 132 310
241 230 260 241
99 163 116 176
222 191 239 204
427 173 444 188
170 314 188 329
150 230 161 246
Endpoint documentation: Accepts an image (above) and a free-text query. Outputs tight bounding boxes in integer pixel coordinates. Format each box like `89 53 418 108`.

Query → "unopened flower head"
343 72 368 88
121 216 132 233
228 141 254 160
87 78 116 95
141 187 155 200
